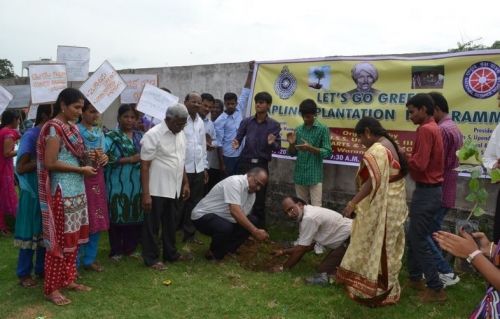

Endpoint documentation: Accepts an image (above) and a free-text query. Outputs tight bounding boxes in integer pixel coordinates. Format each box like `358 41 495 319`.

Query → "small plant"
457 138 500 220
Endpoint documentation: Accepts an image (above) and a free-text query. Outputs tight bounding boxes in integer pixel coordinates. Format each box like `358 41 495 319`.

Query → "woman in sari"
105 104 143 261
0 109 21 235
14 104 52 288
37 88 96 306
76 99 109 272
336 117 408 306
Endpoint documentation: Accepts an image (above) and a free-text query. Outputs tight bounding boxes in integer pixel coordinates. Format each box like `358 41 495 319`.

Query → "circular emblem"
274 66 297 100
463 61 499 99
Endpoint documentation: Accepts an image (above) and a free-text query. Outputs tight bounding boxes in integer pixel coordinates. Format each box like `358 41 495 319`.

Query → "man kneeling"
272 196 352 285
191 167 269 260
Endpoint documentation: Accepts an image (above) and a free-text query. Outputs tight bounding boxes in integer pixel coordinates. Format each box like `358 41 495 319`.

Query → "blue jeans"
427 207 454 274
16 247 45 278
407 186 444 290
77 232 101 268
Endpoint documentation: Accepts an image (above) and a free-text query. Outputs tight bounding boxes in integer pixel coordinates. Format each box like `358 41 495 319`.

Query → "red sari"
0 127 20 229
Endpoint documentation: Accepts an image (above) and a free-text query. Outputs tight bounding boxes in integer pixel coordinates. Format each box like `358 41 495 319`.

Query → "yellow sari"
336 142 408 306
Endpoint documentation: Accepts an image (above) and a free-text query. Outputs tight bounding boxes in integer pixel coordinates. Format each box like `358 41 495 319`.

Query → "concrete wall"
1 63 497 229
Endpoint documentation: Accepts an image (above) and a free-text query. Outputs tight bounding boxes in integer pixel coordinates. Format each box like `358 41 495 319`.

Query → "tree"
0 59 15 79
313 69 325 85
448 39 500 52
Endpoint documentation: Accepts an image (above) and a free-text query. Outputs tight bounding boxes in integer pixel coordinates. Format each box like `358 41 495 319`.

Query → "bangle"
466 249 482 264
490 242 495 259
347 201 357 209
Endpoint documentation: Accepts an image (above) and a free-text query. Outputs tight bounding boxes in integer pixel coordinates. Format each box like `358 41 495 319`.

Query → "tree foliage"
448 39 500 52
0 59 15 79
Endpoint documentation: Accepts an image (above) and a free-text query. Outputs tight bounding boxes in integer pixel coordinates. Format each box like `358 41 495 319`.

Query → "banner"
79 60 127 113
57 45 90 81
0 86 14 115
4 85 30 109
120 74 159 104
29 64 68 104
136 84 179 120
251 50 500 166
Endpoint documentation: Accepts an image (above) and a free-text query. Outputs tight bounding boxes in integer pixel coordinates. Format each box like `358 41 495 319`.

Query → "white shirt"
483 122 500 170
203 116 219 169
140 121 186 199
184 114 208 173
191 175 255 223
296 205 352 249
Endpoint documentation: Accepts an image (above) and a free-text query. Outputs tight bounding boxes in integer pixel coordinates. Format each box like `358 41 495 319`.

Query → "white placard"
27 105 39 120
29 64 68 104
120 74 158 104
136 84 179 120
0 86 14 115
57 45 90 81
4 85 30 109
79 60 127 114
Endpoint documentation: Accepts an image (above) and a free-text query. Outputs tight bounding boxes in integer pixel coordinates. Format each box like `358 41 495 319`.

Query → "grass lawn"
0 223 487 319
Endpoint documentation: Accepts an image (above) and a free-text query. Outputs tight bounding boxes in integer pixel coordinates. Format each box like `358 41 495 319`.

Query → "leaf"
476 188 488 204
465 193 477 202
468 178 480 192
472 206 486 217
491 169 500 183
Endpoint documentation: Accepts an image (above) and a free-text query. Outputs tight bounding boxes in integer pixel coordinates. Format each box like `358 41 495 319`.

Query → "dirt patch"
236 240 288 272
6 304 53 319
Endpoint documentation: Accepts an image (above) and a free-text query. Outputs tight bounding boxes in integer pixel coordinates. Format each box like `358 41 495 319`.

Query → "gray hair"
351 62 378 82
165 103 188 119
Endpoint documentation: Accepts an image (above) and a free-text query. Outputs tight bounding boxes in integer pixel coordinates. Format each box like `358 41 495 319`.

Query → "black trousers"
494 188 500 243
205 168 223 195
142 196 180 266
193 213 258 260
178 172 205 241
238 160 268 228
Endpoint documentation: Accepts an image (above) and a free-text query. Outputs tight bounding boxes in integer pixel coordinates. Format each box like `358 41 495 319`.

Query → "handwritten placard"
79 60 127 113
0 86 14 115
120 74 158 104
57 45 90 81
27 105 39 120
29 64 68 104
4 85 30 109
136 84 179 120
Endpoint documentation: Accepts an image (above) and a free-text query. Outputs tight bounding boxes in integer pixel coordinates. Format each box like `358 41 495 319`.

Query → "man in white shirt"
483 90 500 242
179 92 208 244
200 93 222 194
272 196 352 285
191 167 269 260
140 103 191 271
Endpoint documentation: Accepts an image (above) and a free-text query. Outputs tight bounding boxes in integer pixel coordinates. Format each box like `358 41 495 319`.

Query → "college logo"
463 61 499 99
274 66 297 100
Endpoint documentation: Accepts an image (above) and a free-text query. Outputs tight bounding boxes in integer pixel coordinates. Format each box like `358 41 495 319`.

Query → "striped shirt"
289 120 332 185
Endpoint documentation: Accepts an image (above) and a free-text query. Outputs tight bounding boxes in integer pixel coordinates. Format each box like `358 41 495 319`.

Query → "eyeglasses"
253 176 265 188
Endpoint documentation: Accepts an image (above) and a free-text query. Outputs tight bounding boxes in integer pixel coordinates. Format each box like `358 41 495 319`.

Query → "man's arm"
140 160 152 211
235 61 255 115
229 203 268 240
408 127 433 172
281 245 314 269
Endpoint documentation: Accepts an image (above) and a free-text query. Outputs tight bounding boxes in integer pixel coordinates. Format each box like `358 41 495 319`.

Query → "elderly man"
346 62 380 97
191 167 269 260
180 92 208 244
140 103 191 271
271 196 352 285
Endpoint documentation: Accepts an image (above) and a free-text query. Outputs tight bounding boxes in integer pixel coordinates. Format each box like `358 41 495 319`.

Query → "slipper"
67 282 92 292
150 262 167 271
19 276 37 288
45 291 72 306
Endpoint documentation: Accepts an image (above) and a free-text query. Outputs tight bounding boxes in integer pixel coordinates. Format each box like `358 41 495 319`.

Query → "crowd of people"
0 61 498 316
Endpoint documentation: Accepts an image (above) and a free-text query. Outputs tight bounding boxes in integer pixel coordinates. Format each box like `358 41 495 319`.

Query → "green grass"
0 224 487 319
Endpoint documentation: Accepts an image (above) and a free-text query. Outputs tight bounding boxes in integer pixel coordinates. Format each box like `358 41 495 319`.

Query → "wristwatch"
466 250 482 264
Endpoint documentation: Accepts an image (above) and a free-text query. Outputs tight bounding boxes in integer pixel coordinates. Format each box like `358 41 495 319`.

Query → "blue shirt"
214 88 251 157
77 123 105 150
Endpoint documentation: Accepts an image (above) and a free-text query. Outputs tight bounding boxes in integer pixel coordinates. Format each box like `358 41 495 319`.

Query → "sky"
1 0 499 75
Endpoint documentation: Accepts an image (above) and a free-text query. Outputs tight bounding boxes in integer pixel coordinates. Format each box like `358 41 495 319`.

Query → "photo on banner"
28 64 68 104
79 60 127 114
120 74 159 104
57 45 91 82
0 86 14 115
250 50 500 166
136 83 179 120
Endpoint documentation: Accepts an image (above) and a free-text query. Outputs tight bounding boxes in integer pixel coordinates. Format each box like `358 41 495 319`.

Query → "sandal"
45 291 72 306
84 262 104 272
67 282 92 292
19 276 37 288
150 262 167 271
